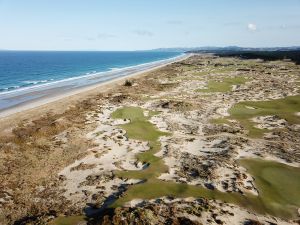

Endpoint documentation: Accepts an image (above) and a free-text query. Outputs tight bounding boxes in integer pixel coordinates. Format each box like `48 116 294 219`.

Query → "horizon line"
1 45 300 52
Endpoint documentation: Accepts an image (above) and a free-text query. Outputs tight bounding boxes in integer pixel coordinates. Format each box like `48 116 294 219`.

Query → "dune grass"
197 76 248 93
211 66 237 74
228 95 300 137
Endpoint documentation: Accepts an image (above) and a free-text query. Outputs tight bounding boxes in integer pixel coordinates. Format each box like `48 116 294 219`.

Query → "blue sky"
0 0 300 50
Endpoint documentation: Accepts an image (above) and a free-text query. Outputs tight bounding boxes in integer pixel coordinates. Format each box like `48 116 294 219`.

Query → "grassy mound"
228 95 300 137
197 77 248 93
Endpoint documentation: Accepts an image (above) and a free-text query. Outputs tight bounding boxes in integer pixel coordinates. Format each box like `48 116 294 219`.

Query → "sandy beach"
0 54 190 124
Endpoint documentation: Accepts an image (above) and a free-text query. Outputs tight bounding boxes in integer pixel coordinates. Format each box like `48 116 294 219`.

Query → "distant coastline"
0 53 189 117
0 51 182 93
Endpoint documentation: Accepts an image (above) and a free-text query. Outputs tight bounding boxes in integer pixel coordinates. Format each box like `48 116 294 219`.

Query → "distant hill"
187 49 300 65
150 46 300 53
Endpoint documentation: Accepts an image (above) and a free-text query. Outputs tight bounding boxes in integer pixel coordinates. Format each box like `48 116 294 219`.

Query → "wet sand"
0 54 190 120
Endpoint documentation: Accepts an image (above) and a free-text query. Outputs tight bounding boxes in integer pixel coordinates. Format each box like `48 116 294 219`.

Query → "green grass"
112 179 261 211
228 95 300 137
239 158 300 218
119 121 165 143
113 160 300 219
197 77 249 93
210 118 233 126
112 107 169 180
111 106 146 121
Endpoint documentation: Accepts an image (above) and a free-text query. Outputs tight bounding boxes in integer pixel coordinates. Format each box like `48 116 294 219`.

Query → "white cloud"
97 33 116 39
132 30 154 37
248 23 257 31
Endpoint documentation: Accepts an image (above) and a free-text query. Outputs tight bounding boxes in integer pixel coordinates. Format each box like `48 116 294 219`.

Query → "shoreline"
0 53 190 119
0 53 185 97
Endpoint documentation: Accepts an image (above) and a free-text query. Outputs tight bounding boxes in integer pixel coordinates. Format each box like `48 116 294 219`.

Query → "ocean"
0 51 183 112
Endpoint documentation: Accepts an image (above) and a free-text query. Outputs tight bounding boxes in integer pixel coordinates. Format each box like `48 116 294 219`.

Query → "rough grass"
211 66 236 74
197 76 248 93
228 95 300 137
0 98 99 224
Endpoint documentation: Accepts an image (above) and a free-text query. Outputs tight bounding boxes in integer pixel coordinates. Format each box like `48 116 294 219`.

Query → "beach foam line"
0 54 185 97
0 53 191 117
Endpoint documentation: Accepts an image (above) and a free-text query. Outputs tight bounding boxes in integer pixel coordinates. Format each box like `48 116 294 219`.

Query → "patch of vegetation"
239 158 300 218
172 75 204 81
218 50 300 65
210 117 233 126
189 50 300 65
192 70 209 76
111 107 169 180
147 110 160 118
228 95 300 137
180 64 199 72
0 97 99 224
112 179 256 209
111 106 144 121
114 166 300 219
211 66 236 74
124 80 133 87
197 76 248 93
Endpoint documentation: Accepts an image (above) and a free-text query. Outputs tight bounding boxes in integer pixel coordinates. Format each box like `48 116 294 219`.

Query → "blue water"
0 51 184 112
0 51 181 93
